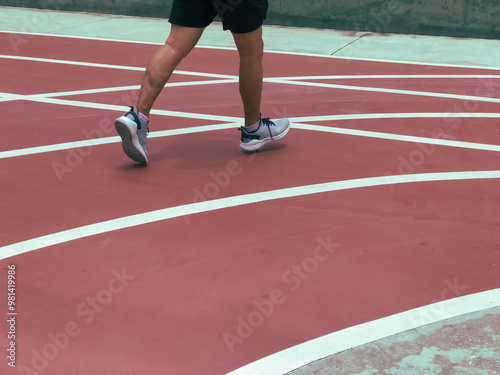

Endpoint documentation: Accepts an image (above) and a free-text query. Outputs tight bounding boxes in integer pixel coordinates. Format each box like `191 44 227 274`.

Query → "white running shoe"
114 107 149 164
239 115 290 151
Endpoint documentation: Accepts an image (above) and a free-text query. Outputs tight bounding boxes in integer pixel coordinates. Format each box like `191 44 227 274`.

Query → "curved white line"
3 114 500 159
1 29 498 375
226 288 500 375
3 29 499 373
1 171 500 260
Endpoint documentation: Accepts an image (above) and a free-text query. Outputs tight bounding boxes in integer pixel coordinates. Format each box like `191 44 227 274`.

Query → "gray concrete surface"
2 0 500 39
287 307 500 374
2 6 500 70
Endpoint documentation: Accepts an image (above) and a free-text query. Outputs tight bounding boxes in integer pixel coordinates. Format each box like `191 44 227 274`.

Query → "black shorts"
169 0 268 34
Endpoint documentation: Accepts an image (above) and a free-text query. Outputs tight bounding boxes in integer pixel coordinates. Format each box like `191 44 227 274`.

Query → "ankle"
245 117 261 132
136 105 151 119
137 111 149 124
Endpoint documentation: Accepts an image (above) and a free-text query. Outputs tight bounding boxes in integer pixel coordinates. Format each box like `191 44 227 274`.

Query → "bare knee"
163 26 204 61
163 38 192 61
239 39 263 58
233 27 264 59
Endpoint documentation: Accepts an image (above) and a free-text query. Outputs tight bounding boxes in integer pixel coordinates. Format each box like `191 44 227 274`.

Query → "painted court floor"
0 7 500 375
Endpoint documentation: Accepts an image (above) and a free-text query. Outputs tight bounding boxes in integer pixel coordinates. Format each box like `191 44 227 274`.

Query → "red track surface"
1 33 500 374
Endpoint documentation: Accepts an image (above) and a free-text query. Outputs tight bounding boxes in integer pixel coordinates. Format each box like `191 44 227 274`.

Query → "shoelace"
261 117 275 127
261 117 275 139
239 117 275 141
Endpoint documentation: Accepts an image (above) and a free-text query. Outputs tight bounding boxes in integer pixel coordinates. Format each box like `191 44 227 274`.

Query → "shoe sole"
240 121 291 152
114 117 148 164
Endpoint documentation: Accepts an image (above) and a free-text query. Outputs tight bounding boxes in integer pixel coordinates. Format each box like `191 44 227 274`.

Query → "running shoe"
114 107 149 164
239 116 290 151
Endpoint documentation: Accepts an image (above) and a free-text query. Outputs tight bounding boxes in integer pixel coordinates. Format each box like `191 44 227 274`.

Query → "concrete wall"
267 0 500 39
2 0 500 39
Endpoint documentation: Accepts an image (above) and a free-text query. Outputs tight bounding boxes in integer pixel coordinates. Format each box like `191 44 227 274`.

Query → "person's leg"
231 26 264 127
232 26 290 151
137 24 205 117
115 0 217 164
114 25 204 164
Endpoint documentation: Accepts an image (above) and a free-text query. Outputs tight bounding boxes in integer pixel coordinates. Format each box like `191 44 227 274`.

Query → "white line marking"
0 93 23 101
0 29 167 46
2 55 498 104
1 171 499 259
226 288 500 375
0 92 241 123
1 31 500 375
3 113 500 159
0 138 120 159
43 85 142 98
2 29 499 375
0 53 142 71
292 122 500 153
3 54 499 86
275 74 500 80
2 54 498 93
2 54 499 104
148 122 241 137
267 78 500 104
38 79 237 98
0 82 234 102
0 54 238 79
288 112 500 123
2 30 500 71
0 123 240 159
